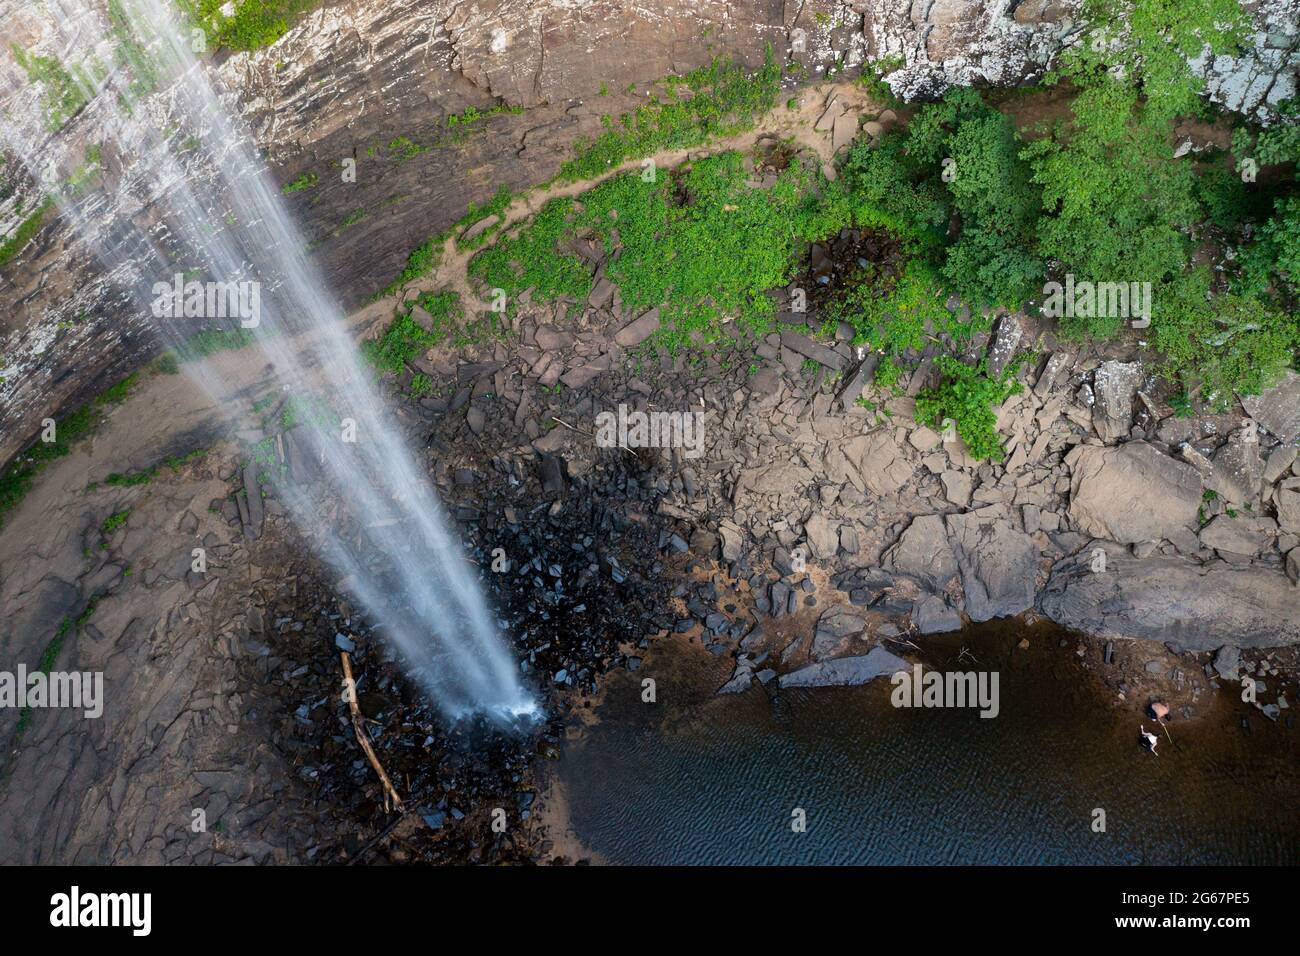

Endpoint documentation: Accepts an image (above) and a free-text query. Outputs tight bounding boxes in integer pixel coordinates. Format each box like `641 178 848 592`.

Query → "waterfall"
0 0 536 721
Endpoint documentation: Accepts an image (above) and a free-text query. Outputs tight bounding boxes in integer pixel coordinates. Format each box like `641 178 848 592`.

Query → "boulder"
1065 441 1202 545
613 308 660 347
1092 360 1143 443
1208 431 1263 506
1039 547 1300 650
1274 478 1300 534
811 606 866 659
1240 370 1300 444
883 514 958 591
1213 644 1241 680
779 330 844 370
1199 513 1277 558
912 596 962 634
803 513 839 561
985 312 1024 378
944 505 1037 621
717 659 756 695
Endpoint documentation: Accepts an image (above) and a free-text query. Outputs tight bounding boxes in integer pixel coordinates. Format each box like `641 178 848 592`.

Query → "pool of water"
551 622 1300 864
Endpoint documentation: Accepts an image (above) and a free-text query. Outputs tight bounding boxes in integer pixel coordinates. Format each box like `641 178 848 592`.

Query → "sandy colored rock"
1065 442 1202 545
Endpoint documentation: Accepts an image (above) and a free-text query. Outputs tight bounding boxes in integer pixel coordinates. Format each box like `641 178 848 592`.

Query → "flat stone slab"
779 330 844 370
884 513 958 591
613 307 660 347
778 645 908 688
944 505 1037 622
1065 441 1202 545
1039 547 1300 650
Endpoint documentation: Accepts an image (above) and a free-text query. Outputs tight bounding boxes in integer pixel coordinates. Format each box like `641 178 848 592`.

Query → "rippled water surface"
555 623 1299 864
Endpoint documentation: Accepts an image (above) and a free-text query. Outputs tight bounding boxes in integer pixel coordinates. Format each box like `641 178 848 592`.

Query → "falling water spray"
0 0 535 721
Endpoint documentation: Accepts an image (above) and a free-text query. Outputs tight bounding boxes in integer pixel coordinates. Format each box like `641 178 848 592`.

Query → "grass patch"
11 44 90 130
176 0 321 52
15 601 98 734
100 509 130 534
557 48 781 182
469 150 855 350
362 291 463 375
102 447 208 488
0 199 55 268
171 327 258 362
0 373 141 531
281 171 318 194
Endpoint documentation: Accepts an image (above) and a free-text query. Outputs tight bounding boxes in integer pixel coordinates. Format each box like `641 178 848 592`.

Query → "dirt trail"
351 80 881 332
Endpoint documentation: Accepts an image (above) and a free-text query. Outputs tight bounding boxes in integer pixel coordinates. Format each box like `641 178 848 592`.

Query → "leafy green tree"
1053 0 1248 123
1152 268 1297 408
1022 81 1199 336
839 88 1042 309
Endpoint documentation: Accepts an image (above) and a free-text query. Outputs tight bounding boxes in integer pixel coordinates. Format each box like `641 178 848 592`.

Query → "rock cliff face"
1 0 1297 466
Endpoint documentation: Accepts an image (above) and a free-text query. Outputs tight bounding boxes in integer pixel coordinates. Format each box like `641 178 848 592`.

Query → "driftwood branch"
340 651 404 812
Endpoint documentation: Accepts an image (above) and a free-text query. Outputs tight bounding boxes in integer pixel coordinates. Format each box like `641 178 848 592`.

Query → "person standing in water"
1140 725 1160 755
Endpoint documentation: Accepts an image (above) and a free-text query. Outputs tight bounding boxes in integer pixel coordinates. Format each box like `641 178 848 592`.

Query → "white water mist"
0 0 534 721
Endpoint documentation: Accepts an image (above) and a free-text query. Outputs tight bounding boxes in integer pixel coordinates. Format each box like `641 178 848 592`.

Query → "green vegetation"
838 87 1043 311
856 55 904 108
446 103 523 127
557 48 781 182
468 195 592 310
11 44 90 130
456 185 515 252
1019 0 1295 402
470 150 854 349
363 291 463 374
1151 268 1298 410
176 0 321 52
0 199 54 269
281 171 319 194
15 602 96 734
1021 81 1198 336
100 509 130 534
108 0 158 99
102 447 208 488
377 51 780 296
916 358 1023 462
409 373 433 397
171 327 258 362
1051 0 1248 124
386 136 426 161
66 145 104 194
0 372 143 530
377 187 516 296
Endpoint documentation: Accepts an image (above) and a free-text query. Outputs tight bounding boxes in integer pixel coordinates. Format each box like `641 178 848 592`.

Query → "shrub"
915 357 1023 462
1152 268 1297 409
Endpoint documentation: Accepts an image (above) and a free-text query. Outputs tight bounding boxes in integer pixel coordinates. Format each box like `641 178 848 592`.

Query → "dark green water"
553 623 1300 864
